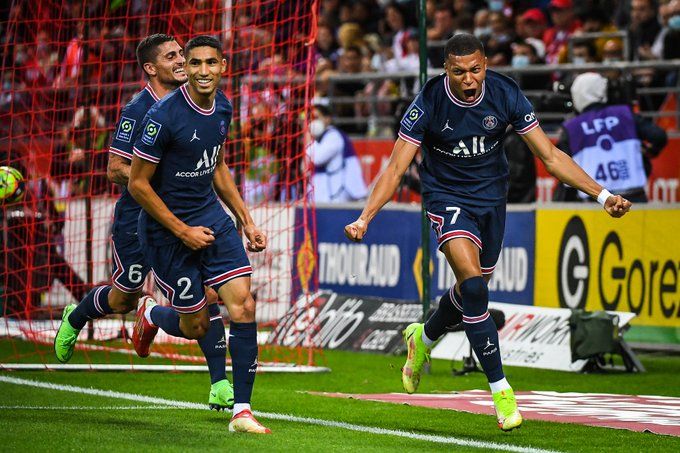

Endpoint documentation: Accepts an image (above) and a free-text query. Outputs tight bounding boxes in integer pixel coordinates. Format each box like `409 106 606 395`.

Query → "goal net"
0 0 321 371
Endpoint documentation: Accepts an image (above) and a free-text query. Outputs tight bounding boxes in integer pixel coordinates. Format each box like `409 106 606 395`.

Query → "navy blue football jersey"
133 84 232 245
109 84 161 236
398 70 539 206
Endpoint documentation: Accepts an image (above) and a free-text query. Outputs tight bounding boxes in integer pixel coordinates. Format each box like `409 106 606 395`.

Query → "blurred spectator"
511 39 551 90
243 103 279 204
662 26 680 86
59 106 110 196
652 0 680 58
554 72 667 202
544 0 582 64
473 8 491 40
427 4 456 40
306 105 368 203
352 1 381 35
602 38 625 63
337 22 365 49
316 23 340 67
485 11 514 66
1 171 90 313
382 2 410 62
578 6 620 60
333 45 366 120
516 8 547 41
571 40 599 65
53 22 85 89
630 0 662 60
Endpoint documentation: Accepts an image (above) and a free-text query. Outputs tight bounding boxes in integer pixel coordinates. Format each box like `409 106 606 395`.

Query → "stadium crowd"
313 0 680 135
1 0 678 204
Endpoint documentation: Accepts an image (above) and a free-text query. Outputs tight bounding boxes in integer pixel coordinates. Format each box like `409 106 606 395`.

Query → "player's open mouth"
196 78 212 87
173 67 185 76
463 88 476 100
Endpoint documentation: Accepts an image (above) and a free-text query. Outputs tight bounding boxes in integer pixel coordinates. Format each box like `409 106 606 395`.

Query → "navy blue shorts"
425 198 506 275
146 224 252 314
111 232 150 293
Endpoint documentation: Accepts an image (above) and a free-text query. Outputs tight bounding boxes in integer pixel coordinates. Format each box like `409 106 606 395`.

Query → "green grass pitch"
0 339 678 452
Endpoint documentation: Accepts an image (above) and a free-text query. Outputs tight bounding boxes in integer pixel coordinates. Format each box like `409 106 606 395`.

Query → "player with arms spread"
129 35 270 434
54 34 235 412
345 34 631 431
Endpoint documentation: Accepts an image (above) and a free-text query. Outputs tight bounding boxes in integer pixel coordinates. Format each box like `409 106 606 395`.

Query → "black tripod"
452 343 484 375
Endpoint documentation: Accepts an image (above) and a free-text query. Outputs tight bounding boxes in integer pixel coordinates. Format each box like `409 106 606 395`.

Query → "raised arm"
212 145 266 252
344 137 419 241
128 156 214 250
520 126 631 217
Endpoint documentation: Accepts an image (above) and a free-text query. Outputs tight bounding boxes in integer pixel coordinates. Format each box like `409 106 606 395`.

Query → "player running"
344 33 631 431
128 35 270 434
54 34 235 411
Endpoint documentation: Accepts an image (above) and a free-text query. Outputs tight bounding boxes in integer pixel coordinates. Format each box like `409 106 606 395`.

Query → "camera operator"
553 72 667 202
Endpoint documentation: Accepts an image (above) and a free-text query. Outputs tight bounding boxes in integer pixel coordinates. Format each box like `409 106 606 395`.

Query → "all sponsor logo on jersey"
400 103 424 131
524 112 536 123
116 116 136 143
175 144 220 178
433 136 498 158
141 119 162 146
483 115 498 130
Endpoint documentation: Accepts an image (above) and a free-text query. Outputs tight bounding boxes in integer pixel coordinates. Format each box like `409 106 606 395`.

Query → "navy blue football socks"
460 276 504 383
424 286 464 343
229 321 258 404
198 304 227 384
68 285 113 330
149 305 184 337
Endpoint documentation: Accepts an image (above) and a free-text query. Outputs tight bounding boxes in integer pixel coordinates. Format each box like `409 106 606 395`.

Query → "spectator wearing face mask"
510 39 550 90
306 105 368 203
554 73 667 202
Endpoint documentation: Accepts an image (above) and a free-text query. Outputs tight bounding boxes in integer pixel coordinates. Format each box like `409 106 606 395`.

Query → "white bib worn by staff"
306 104 368 203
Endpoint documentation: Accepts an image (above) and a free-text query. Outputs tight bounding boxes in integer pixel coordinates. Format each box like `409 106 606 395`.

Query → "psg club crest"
483 115 498 130
219 120 226 135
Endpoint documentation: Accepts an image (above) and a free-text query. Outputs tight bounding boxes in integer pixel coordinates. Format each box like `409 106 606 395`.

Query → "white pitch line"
0 375 560 453
0 405 188 410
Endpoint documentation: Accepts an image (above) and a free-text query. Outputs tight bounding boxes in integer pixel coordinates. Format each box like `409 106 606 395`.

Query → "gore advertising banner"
534 208 680 343
267 291 422 353
431 302 636 372
298 205 535 305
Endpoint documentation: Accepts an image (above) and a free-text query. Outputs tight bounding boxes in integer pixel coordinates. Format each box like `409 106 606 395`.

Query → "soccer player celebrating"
128 35 270 434
344 34 631 431
53 34 235 412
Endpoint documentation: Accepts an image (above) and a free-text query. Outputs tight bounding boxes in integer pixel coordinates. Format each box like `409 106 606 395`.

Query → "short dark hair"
136 33 175 74
444 33 485 61
185 35 222 58
313 104 332 118
572 40 597 59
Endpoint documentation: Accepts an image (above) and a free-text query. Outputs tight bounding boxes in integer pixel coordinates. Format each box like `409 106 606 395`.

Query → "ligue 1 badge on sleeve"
220 120 226 135
141 119 162 146
483 115 498 130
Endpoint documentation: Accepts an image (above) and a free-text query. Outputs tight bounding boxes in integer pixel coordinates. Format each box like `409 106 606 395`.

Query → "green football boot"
54 304 80 363
401 323 431 394
209 378 234 411
493 388 523 431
